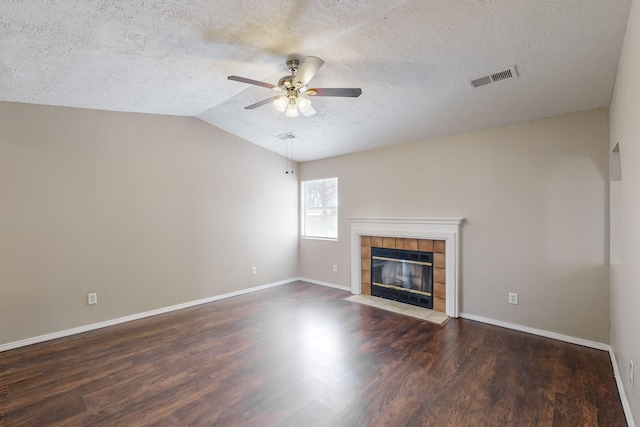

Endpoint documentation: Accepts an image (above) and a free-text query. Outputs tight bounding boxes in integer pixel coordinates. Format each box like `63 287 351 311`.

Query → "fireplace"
371 247 433 309
349 217 463 317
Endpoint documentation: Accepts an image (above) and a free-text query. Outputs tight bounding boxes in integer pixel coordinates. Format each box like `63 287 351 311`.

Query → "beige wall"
0 102 298 344
610 0 640 421
300 109 610 343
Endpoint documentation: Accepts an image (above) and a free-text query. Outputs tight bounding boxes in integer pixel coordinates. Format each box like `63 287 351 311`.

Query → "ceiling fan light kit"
228 56 362 118
274 96 288 112
285 102 299 118
296 96 311 113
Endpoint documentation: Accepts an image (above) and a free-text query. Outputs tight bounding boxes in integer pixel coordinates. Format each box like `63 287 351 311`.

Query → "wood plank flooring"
0 281 627 426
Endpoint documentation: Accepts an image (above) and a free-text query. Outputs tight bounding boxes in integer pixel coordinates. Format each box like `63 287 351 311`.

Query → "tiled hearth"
349 217 463 317
360 235 447 312
345 294 449 325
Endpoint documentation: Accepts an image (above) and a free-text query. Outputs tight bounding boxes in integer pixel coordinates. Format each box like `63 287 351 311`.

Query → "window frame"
301 177 338 240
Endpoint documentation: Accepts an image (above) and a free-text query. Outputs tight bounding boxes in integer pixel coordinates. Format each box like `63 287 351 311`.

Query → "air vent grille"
276 132 298 140
468 66 518 88
470 76 492 88
491 69 513 82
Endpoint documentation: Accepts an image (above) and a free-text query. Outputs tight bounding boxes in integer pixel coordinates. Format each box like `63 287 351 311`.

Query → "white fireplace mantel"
349 217 464 317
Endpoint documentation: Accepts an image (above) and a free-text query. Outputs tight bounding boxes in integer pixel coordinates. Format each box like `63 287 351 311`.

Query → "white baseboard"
0 278 297 353
609 348 637 427
297 277 351 292
460 312 609 350
460 312 635 427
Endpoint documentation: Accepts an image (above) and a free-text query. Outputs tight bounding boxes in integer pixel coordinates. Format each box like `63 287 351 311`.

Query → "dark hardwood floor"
0 282 627 426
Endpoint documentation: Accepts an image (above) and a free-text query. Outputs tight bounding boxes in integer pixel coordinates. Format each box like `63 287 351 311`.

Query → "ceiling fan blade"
294 56 325 87
228 75 278 90
306 88 362 97
244 96 279 109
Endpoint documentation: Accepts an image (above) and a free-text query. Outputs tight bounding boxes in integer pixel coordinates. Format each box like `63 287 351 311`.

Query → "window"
301 177 338 239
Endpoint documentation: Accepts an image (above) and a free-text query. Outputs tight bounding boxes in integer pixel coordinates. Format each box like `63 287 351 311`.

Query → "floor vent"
468 66 518 88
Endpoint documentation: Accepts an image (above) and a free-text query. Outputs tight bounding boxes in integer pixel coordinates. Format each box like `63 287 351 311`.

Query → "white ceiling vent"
468 66 518 88
276 132 298 140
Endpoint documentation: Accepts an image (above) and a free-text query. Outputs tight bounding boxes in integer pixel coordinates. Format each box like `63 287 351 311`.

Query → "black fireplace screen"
371 247 433 309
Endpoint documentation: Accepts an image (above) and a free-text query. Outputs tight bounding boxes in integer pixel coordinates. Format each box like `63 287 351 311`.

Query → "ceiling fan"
228 56 362 117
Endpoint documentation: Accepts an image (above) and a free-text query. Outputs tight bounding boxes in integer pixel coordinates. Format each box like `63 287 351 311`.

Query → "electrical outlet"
630 360 634 386
333 264 338 272
508 292 518 305
251 267 257 275
88 293 98 305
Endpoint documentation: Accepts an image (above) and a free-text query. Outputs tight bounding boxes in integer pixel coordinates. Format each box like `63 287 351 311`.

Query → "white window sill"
301 236 338 242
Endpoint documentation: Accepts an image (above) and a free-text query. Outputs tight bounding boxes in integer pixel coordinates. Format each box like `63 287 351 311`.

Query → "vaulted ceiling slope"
0 0 632 161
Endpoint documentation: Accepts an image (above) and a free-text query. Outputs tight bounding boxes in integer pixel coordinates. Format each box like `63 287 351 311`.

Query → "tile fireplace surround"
361 236 446 311
349 217 463 317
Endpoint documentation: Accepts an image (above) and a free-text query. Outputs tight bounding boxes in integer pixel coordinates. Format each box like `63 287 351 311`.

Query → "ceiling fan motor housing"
286 58 300 73
278 75 294 89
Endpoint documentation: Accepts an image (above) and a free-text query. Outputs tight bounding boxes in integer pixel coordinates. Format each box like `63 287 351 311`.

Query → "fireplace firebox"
371 247 433 309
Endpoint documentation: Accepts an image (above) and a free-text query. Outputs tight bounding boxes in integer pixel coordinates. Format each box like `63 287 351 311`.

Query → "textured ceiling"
0 0 632 161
